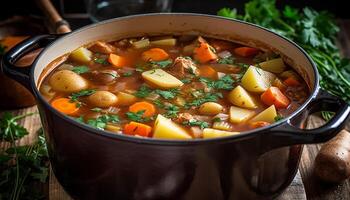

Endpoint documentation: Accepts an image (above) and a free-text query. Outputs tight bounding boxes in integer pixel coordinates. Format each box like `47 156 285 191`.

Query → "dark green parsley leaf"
74 116 85 123
125 110 151 122
94 57 108 65
217 7 239 18
153 99 165 108
69 89 96 102
283 5 300 21
87 114 120 130
71 66 89 74
212 117 222 122
181 78 192 84
218 57 235 65
150 59 172 68
186 92 222 108
155 89 179 99
199 75 235 90
182 119 209 129
135 85 152 98
163 104 180 118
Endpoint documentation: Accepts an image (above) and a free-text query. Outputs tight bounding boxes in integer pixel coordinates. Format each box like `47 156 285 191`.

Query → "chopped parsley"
122 71 133 77
218 56 235 64
155 89 179 99
186 92 223 108
181 78 192 83
69 89 96 102
163 104 180 118
87 114 120 130
199 75 236 90
150 59 172 68
125 110 151 122
71 66 89 74
182 119 209 129
134 85 152 98
94 57 108 65
212 117 222 122
154 99 165 108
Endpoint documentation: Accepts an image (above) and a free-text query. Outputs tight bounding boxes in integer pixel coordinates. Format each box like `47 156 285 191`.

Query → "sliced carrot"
249 121 271 129
261 87 290 109
51 98 79 115
129 101 156 117
210 40 232 51
108 53 127 67
199 65 217 79
194 42 218 63
234 47 259 57
124 121 152 137
141 48 169 61
283 77 301 87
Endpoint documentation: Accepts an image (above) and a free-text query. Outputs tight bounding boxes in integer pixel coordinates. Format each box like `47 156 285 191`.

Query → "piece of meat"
175 113 194 124
190 127 203 138
89 41 116 54
169 57 199 78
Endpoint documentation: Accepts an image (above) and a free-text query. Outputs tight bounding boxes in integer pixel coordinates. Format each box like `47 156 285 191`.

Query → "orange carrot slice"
199 65 217 79
129 101 156 117
194 42 218 63
51 98 79 115
283 77 301 87
124 121 152 137
261 87 290 109
234 47 259 57
141 48 169 61
108 53 127 67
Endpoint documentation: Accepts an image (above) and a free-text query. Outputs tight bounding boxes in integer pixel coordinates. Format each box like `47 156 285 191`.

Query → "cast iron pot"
2 14 350 200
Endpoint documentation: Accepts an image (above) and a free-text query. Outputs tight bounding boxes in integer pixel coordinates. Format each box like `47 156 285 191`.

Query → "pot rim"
31 13 320 145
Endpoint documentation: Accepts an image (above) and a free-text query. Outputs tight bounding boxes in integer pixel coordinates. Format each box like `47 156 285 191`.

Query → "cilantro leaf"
155 89 179 99
182 119 209 129
186 92 222 108
125 110 151 122
87 114 120 130
163 104 180 118
199 75 235 90
71 66 89 74
217 8 239 19
134 85 152 98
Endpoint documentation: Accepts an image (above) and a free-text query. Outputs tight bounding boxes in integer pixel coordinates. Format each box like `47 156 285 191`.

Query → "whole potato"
49 70 88 92
88 91 118 108
314 130 350 183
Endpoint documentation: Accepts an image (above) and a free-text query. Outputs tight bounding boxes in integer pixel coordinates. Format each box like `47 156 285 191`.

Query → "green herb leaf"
125 110 151 122
274 115 284 122
217 7 239 18
72 66 89 74
163 104 180 118
218 57 235 64
134 85 152 98
181 78 192 84
186 92 223 108
69 89 96 102
94 57 108 65
182 119 209 129
87 114 120 129
155 89 179 99
150 59 172 68
123 71 133 77
199 75 235 90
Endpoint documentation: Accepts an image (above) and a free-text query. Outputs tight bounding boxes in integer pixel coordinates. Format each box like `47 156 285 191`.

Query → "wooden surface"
1 20 350 200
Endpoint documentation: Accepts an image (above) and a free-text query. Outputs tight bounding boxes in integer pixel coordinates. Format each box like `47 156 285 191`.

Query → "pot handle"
262 89 350 152
1 34 60 91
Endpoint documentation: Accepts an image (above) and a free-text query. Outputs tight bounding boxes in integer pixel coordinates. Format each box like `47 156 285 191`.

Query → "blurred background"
0 0 348 30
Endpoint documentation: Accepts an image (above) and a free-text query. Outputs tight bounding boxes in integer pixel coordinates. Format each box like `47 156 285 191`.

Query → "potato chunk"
203 128 239 139
228 85 257 109
258 58 286 73
88 91 118 108
199 102 223 115
241 66 276 93
49 70 88 92
142 69 183 89
229 106 256 123
116 92 137 106
250 105 277 123
153 114 192 139
70 47 92 63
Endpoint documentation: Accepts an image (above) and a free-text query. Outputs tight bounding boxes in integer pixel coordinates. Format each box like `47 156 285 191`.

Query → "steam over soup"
40 35 309 139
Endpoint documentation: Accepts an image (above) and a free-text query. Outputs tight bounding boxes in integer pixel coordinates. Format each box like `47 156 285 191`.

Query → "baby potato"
88 91 118 108
49 70 88 92
116 92 137 106
199 102 224 115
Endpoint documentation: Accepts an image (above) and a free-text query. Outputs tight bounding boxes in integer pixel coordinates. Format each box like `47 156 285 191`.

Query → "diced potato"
132 39 150 49
117 92 137 106
199 102 223 115
150 38 176 46
213 121 232 131
174 97 186 107
241 66 276 93
250 105 277 123
142 69 183 89
153 114 192 139
49 70 88 92
203 128 239 139
70 47 92 63
258 58 286 73
228 85 257 109
229 106 256 123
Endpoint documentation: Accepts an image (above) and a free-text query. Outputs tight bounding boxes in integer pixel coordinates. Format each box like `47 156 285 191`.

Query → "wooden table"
1 20 350 200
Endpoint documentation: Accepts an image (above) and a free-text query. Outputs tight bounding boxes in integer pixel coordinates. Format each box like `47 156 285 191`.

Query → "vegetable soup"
40 35 309 139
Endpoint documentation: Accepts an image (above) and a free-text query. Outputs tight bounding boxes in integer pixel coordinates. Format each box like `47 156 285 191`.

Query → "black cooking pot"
2 14 350 200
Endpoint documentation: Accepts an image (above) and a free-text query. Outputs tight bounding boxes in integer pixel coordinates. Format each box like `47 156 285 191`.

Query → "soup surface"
40 35 309 139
